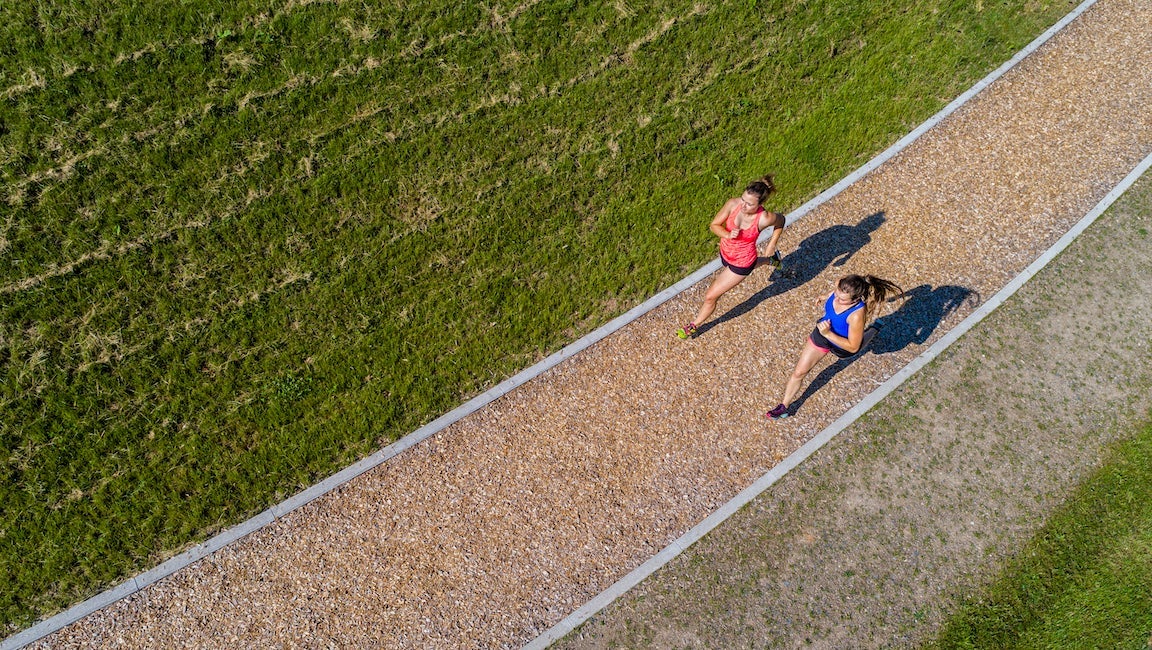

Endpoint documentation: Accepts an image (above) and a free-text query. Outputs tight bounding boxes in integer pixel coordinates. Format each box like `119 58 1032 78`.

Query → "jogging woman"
677 175 787 339
766 274 903 419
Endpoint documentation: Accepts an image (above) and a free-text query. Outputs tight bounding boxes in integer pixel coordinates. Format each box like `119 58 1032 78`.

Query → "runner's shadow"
869 284 980 354
696 211 886 337
788 284 980 415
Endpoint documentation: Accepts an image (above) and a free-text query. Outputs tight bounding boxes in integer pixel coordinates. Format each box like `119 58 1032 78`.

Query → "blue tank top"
823 294 864 338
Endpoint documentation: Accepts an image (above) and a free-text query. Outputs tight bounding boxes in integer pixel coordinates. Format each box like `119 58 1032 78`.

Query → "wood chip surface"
29 0 1152 647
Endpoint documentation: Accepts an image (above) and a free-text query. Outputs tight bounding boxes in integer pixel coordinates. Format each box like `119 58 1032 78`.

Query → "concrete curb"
0 1 1101 648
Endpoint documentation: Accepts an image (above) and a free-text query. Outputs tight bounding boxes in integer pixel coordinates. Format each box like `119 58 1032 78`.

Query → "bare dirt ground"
556 169 1152 648
25 0 1152 648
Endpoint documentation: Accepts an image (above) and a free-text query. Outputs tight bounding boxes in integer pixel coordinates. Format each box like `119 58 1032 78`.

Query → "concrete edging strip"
521 118 1152 650
0 1 1101 648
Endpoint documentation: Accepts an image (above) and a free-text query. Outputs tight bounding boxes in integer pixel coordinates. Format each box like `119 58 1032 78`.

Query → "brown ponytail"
838 275 903 324
744 174 776 202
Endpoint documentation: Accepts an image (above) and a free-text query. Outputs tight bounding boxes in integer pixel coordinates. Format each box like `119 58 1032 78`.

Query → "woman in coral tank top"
676 175 787 339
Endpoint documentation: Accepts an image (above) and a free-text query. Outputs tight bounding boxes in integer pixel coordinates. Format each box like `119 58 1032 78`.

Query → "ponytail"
838 275 903 324
744 174 777 202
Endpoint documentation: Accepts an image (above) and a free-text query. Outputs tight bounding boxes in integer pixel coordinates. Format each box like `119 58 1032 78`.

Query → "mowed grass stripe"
3 1 698 207
0 0 1076 633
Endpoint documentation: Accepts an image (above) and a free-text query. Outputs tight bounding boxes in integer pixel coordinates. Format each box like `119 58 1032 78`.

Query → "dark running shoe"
766 403 790 420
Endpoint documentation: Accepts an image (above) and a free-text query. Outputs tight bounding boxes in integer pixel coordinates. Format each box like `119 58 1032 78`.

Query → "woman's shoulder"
760 208 785 223
713 197 741 222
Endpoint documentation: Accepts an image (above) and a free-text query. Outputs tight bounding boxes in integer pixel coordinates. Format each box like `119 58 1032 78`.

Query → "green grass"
932 419 1152 649
1 0 1075 633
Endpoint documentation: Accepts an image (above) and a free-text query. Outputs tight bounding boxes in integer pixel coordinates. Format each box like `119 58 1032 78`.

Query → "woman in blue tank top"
766 274 903 420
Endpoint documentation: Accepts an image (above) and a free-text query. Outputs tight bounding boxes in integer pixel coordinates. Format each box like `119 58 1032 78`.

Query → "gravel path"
29 0 1152 647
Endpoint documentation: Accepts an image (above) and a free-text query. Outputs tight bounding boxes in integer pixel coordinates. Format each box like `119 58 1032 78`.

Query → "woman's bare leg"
781 340 829 407
691 268 747 326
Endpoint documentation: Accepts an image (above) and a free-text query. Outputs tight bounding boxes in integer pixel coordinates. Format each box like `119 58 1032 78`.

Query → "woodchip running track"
8 0 1152 647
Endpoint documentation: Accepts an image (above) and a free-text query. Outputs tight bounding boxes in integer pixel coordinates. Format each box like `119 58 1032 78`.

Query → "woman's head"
743 174 776 204
837 274 903 321
837 275 871 303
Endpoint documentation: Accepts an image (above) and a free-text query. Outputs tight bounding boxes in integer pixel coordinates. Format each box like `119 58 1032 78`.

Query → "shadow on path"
870 284 981 354
697 211 886 337
788 284 980 415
